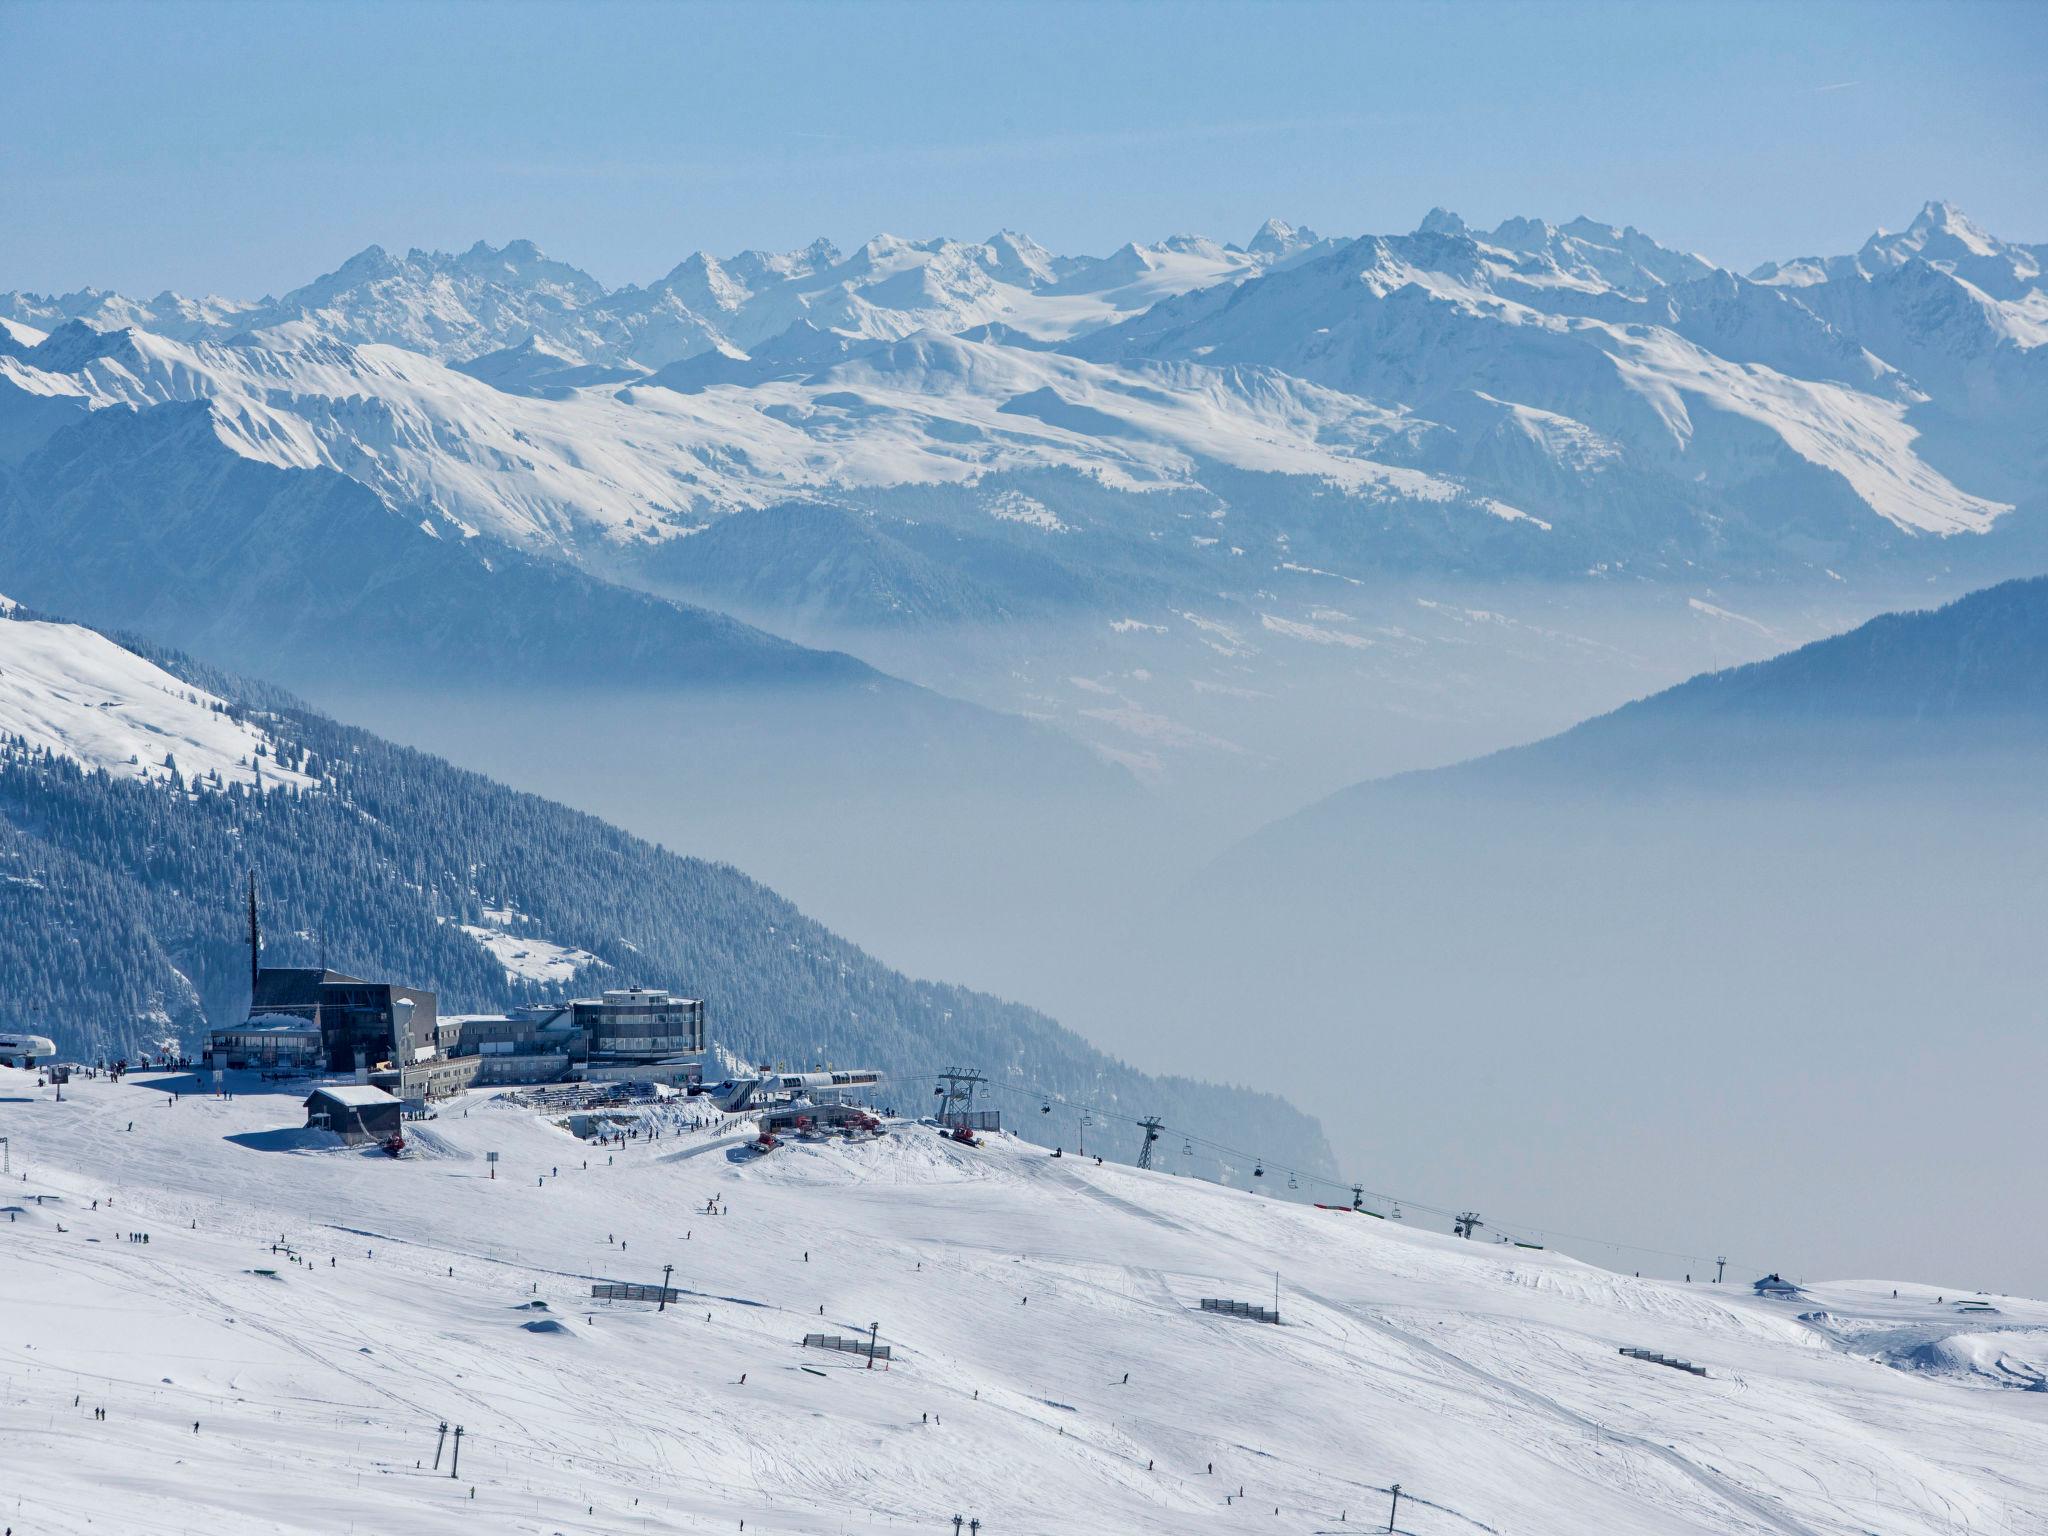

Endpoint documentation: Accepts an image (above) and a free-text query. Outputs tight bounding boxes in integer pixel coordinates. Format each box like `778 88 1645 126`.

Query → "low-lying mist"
1059 743 2048 1297
307 595 2046 1295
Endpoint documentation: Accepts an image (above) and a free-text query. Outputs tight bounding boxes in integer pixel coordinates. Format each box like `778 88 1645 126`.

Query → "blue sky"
5 0 2043 295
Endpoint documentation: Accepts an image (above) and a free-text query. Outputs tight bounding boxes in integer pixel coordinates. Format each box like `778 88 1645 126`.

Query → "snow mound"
1883 1330 2048 1390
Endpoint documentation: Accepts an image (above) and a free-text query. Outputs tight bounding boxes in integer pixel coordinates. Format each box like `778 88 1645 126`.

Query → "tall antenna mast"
247 872 261 993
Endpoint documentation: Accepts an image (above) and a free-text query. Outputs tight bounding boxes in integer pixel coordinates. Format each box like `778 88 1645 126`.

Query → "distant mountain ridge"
0 396 866 689
1242 573 2048 855
5 202 2036 599
1577 572 2048 727
5 203 2043 792
0 223 1328 365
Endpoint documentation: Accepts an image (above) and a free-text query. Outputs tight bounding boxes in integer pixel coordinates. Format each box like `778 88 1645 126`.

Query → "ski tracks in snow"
1293 1283 1825 1536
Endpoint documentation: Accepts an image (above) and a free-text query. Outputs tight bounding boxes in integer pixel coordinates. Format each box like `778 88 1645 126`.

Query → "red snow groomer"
381 1132 406 1158
949 1124 978 1146
754 1130 781 1154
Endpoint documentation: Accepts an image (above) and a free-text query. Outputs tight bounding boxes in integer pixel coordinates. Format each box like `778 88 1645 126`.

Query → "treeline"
0 618 1333 1176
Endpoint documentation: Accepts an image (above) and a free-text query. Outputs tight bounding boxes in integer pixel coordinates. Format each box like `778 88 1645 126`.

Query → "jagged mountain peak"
980 229 1064 286
717 238 842 292
849 231 928 264
478 235 547 262
1478 213 1719 292
1754 201 2042 313
1867 200 2027 270
328 243 399 278
1246 218 1324 259
24 316 138 371
1154 232 1229 259
1904 199 1992 244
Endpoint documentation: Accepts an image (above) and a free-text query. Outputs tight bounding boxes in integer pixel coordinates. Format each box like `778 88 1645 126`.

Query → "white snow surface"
0 315 49 348
458 922 606 984
0 323 1476 553
2 1064 2043 1535
0 614 314 794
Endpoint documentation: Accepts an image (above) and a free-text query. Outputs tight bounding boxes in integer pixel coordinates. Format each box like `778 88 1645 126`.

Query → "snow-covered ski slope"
0 610 315 795
2 1066 2043 1535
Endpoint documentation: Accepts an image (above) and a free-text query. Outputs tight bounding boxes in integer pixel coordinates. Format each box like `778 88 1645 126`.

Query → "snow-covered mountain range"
3 201 2041 819
1 222 1333 364
4 201 2039 590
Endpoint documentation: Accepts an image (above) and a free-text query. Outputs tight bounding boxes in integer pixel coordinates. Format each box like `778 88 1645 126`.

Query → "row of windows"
590 1035 702 1053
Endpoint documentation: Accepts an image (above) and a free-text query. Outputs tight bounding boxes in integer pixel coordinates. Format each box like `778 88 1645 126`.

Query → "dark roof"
259 967 371 987
253 967 429 1007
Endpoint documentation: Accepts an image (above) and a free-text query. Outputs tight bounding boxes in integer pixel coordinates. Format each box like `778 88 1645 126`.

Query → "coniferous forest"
0 611 1331 1175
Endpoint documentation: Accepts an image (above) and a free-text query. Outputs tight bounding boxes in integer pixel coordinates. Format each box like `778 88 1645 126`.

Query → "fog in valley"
306 572 2046 1292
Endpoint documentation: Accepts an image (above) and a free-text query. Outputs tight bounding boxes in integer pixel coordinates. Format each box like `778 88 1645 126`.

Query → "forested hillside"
0 607 1332 1176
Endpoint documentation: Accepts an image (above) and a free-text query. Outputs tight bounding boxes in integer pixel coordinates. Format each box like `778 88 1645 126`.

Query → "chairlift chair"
1287 1171 1298 1190
1253 1161 1265 1179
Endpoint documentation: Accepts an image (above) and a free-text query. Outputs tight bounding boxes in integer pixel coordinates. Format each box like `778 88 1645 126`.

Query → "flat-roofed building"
571 989 705 1086
449 1005 580 1085
236 968 439 1076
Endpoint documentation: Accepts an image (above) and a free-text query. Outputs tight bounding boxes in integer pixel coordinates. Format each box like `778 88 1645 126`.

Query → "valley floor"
1 1066 2043 1535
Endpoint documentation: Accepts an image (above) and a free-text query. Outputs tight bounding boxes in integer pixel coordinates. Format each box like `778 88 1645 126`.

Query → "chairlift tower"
1135 1116 1164 1170
934 1068 986 1130
1454 1211 1484 1239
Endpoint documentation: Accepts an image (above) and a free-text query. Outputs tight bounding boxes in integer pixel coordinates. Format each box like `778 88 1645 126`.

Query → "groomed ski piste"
2 1066 2044 1535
